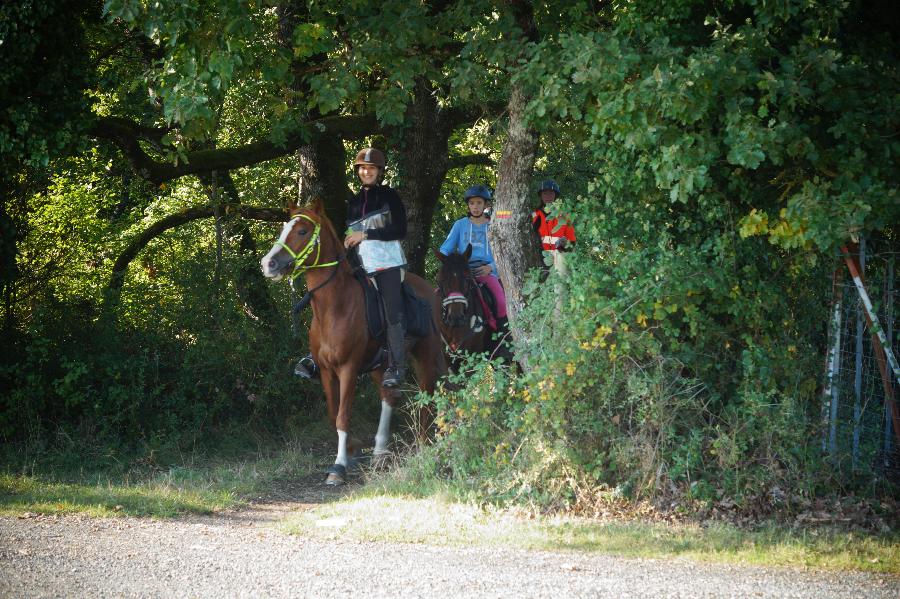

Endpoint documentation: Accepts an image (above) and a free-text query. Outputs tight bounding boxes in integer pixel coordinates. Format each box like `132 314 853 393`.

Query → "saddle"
353 268 434 342
350 268 433 375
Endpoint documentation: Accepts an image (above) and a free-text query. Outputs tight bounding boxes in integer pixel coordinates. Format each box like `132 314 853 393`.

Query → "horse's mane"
314 209 342 245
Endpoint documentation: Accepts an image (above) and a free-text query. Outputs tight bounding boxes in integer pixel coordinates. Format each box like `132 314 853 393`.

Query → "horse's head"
260 199 339 281
435 244 474 330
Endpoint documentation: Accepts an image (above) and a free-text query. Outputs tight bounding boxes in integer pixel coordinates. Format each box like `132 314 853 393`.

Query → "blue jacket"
439 217 497 276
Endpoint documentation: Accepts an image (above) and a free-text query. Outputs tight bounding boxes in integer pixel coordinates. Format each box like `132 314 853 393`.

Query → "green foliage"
0 153 318 447
0 0 97 169
416 0 897 511
2 0 897 517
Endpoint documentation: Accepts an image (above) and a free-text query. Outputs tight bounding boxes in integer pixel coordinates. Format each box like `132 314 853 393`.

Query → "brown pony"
434 245 494 371
260 200 446 485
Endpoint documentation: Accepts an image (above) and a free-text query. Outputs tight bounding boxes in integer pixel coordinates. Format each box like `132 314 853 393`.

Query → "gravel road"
2 500 898 599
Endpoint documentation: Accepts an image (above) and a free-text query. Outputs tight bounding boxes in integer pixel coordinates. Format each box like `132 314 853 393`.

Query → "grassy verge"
283 487 900 574
0 441 322 518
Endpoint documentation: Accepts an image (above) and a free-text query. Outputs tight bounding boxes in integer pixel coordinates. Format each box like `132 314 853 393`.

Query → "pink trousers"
476 274 507 319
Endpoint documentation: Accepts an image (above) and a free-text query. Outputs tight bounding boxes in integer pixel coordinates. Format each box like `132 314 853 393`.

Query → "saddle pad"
354 270 433 340
402 282 434 338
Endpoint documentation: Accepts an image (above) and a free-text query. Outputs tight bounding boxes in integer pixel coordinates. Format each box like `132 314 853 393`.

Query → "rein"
292 254 344 314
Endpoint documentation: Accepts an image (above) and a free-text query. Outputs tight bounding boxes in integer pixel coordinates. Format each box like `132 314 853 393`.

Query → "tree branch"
447 153 495 170
107 204 287 293
90 113 379 185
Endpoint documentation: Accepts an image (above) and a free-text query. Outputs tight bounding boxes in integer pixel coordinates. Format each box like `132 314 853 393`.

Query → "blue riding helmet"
537 179 560 197
464 184 493 202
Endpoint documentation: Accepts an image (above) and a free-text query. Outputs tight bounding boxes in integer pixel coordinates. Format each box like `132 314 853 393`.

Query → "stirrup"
294 355 319 380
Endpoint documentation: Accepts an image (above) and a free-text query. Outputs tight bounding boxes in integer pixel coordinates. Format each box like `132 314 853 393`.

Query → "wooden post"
852 238 865 469
213 170 223 294
885 253 896 458
823 264 844 456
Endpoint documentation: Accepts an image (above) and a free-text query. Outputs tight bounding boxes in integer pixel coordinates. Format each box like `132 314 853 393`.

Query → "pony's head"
435 244 474 329
260 199 337 281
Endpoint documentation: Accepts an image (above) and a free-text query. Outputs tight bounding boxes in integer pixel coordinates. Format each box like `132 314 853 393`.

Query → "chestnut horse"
434 245 495 371
261 200 446 485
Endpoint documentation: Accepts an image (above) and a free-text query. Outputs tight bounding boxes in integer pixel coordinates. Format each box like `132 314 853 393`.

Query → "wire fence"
822 237 898 477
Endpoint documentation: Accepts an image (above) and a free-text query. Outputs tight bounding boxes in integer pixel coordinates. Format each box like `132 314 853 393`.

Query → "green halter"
275 214 339 282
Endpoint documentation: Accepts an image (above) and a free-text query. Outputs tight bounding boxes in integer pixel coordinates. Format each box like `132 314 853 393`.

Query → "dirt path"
2 474 898 598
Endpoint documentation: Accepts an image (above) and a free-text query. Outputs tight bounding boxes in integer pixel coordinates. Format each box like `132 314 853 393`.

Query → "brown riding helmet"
354 147 386 170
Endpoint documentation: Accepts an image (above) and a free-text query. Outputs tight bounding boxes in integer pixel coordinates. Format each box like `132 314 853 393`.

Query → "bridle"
437 270 484 351
438 271 476 323
274 213 340 287
441 291 469 313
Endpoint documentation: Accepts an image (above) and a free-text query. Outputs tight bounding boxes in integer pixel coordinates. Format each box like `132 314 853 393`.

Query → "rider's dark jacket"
346 184 407 241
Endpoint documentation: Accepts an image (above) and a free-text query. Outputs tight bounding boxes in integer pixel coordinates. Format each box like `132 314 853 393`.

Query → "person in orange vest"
531 179 575 259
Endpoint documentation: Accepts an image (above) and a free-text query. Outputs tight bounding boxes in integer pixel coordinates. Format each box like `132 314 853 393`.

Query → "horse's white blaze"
260 218 298 278
374 401 393 455
335 429 349 467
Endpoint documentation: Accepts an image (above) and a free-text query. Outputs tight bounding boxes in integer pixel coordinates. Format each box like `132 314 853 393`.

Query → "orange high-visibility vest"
532 209 575 251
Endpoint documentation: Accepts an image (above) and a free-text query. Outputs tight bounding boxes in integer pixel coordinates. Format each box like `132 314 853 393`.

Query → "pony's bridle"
274 214 339 286
441 291 469 314
439 273 476 325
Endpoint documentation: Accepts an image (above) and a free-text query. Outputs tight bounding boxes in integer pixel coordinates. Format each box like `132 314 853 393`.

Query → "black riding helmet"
537 179 560 198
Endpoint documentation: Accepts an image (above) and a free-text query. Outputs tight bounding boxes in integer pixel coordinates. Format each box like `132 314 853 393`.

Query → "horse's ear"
434 249 446 263
463 243 472 261
310 198 325 215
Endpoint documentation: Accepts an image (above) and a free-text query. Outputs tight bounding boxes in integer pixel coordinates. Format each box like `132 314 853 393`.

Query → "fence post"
824 263 844 457
852 238 865 469
885 253 895 460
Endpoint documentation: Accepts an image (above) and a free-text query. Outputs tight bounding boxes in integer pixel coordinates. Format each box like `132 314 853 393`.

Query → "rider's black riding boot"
294 353 320 381
382 322 407 388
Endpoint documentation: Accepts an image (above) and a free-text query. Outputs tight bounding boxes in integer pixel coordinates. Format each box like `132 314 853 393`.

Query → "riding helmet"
354 147 386 170
537 179 560 198
464 184 493 202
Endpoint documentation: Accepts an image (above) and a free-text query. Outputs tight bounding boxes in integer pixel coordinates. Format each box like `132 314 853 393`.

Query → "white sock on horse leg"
335 429 349 467
374 401 393 455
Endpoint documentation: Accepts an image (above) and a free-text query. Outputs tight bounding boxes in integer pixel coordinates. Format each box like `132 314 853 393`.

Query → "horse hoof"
325 464 347 486
372 451 394 470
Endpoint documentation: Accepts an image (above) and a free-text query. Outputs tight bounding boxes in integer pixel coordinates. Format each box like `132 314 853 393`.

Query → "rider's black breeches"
374 268 404 325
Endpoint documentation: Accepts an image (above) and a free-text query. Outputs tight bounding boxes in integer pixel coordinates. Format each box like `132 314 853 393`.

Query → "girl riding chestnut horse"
260 148 445 484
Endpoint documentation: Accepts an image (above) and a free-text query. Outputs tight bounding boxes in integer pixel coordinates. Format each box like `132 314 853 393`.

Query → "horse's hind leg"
370 370 397 459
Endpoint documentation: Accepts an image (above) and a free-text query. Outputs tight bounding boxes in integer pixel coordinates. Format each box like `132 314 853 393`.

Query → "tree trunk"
395 79 452 276
489 84 541 363
296 137 352 227
278 0 352 229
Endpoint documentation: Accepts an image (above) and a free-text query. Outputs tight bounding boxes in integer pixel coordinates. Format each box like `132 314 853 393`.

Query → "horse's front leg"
325 365 360 486
321 368 347 485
